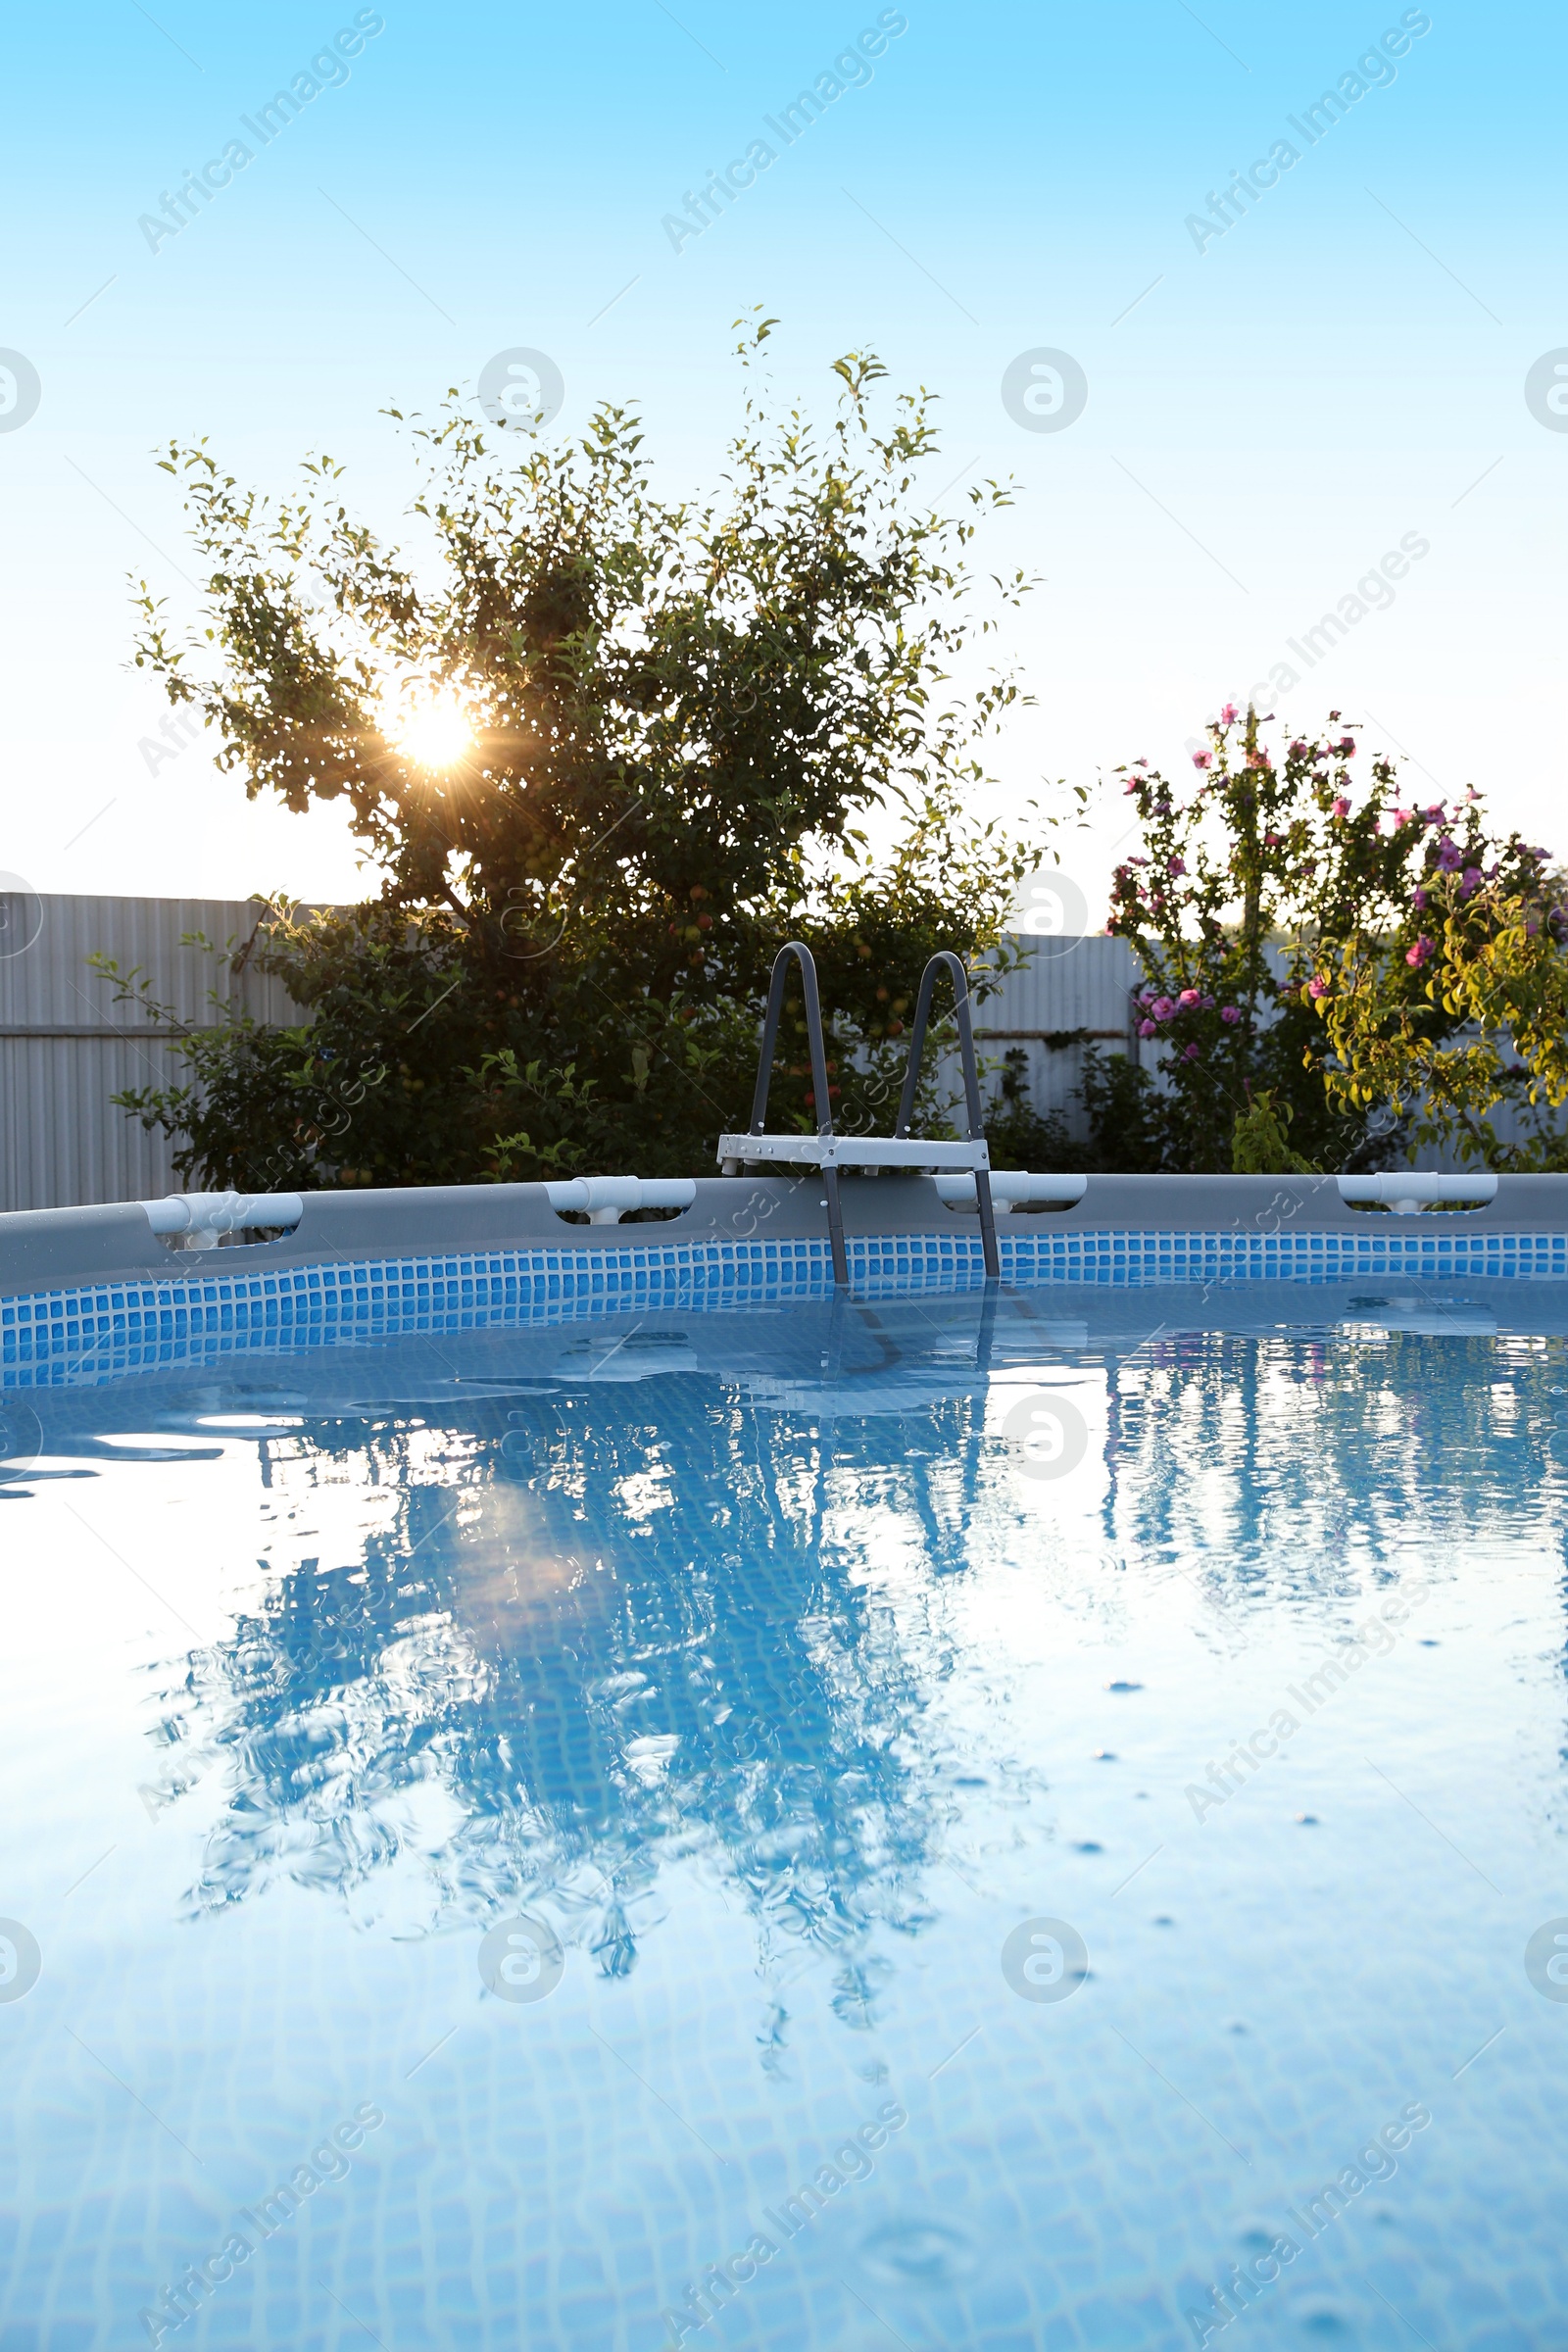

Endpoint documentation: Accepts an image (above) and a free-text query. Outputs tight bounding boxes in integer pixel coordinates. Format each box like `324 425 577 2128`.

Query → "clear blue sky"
2 1 1560 911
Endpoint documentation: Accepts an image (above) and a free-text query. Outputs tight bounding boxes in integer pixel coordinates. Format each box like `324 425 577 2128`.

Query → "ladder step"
716 1134 991 1171
723 941 1001 1284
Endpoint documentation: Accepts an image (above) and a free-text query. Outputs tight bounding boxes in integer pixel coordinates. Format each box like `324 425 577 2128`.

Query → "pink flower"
1124 778 1141 795
1406 936 1434 968
1436 837 1462 870
1335 736 1356 757
1151 997 1175 1020
1290 739 1309 758
1262 831 1282 848
1182 1041 1200 1061
1137 1018 1157 1038
1220 702 1239 724
1331 796 1350 818
1411 888 1428 910
1392 807 1414 828
1168 856 1188 876
1192 751 1212 769
1307 975 1329 1001
1423 804 1445 823
1178 987 1201 1006
1219 1004 1241 1024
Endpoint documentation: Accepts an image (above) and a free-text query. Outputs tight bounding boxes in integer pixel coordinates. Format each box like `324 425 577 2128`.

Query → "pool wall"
6 1173 1568 1390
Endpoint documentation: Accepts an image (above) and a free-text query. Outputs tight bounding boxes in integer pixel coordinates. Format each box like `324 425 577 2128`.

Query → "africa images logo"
661 11 907 253
136 12 385 253
1184 11 1432 255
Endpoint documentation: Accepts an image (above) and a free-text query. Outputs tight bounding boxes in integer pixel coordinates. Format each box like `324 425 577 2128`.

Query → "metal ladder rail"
893 951 1001 1280
732 940 850 1285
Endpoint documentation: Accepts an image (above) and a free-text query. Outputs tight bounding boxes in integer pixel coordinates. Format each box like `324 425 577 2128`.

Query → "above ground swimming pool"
3 1181 1568 2350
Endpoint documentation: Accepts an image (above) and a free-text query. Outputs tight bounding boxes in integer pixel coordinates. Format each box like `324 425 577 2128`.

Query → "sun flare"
385 690 476 770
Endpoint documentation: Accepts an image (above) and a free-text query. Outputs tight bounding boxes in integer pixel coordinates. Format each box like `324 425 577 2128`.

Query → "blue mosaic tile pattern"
5 1302 1568 2347
995 1222 1568 1289
5 1225 1568 1390
1 1239 837 1393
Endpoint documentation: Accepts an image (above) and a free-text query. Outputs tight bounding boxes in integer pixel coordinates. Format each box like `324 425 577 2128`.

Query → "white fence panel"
0 894 307 1211
969 936 1143 1133
1 898 1558 1207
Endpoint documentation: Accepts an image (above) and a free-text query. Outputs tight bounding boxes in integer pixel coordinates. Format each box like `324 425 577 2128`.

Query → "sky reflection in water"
3 1282 1567 2350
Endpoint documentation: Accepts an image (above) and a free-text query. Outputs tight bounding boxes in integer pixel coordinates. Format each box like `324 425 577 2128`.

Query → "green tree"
106 319 1045 1190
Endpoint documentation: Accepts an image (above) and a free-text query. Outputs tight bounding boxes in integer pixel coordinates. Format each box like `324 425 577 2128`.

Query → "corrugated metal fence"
969 937 1143 1131
0 893 1149 1210
0 895 305 1211
0 893 1544 1208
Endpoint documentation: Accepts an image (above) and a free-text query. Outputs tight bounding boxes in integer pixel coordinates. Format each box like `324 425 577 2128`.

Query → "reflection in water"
8 1282 1568 2350
177 1382 983 2025
86 1290 1561 2006
1105 1320 1567 1603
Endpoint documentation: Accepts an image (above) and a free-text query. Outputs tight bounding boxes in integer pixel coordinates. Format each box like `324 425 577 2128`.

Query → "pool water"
3 1281 1568 2350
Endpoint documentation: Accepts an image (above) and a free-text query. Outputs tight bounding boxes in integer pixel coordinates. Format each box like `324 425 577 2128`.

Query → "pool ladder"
717 943 1000 1285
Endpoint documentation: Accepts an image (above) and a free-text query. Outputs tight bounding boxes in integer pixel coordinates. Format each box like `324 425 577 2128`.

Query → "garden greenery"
99 324 1566 1186
102 318 1050 1189
1101 703 1568 1172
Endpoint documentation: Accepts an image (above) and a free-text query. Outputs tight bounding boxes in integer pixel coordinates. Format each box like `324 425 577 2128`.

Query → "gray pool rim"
5 1169 1568 1305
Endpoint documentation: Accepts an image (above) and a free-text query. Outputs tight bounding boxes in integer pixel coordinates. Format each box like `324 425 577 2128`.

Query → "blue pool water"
3 1278 1568 2350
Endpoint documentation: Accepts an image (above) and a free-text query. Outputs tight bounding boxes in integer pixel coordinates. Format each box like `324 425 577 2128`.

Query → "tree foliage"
108 319 1046 1189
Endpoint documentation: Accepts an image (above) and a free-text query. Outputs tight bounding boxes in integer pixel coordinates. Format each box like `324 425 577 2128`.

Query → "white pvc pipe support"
935 1172 1088 1207
141 1192 305 1235
544 1177 698 1224
1337 1172 1498 1213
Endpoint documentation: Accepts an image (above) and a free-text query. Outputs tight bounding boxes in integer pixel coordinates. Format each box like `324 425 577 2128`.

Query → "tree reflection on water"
139 1300 1568 2019
171 1374 1002 2028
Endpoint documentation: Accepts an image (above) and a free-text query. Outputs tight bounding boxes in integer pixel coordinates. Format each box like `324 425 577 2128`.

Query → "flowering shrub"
1317 822 1568 1165
1106 705 1558 1170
